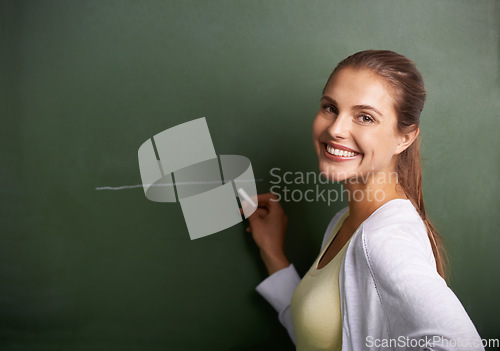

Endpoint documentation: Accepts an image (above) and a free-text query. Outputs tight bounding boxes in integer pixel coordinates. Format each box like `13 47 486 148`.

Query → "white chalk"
237 188 257 208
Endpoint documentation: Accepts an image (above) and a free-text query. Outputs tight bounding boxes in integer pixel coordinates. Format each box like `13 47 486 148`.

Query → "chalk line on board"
95 178 263 191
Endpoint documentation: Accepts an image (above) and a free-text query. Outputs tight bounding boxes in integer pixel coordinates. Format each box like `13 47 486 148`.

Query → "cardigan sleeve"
255 264 300 344
362 223 484 350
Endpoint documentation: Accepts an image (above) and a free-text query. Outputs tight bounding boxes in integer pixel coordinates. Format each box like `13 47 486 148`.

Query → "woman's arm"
255 263 300 344
364 223 483 349
244 193 296 341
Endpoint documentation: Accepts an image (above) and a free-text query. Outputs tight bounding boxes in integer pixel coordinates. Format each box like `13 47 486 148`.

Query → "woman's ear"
395 126 419 154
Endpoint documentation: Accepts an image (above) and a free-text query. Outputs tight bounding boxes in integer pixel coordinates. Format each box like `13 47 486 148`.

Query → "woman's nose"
327 114 350 139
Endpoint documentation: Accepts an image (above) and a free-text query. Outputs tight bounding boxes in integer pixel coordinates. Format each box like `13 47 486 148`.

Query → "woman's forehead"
324 68 397 113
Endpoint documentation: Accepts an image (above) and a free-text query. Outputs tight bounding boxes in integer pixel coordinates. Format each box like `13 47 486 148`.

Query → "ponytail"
397 138 448 279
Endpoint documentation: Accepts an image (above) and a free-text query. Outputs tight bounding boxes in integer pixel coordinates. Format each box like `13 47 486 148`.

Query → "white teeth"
326 145 358 157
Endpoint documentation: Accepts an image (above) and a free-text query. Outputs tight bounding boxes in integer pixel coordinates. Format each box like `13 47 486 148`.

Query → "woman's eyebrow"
320 95 336 103
353 105 383 117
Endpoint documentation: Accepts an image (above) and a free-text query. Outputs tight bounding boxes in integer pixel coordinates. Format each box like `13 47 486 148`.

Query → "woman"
246 51 483 350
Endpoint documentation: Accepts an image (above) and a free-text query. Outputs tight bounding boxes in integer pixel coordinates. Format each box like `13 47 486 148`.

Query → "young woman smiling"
246 51 483 350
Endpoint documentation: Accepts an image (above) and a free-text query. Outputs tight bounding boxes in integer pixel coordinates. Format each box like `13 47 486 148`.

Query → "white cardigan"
256 199 484 350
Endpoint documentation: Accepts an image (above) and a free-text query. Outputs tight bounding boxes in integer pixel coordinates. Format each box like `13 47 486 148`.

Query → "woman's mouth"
323 143 361 161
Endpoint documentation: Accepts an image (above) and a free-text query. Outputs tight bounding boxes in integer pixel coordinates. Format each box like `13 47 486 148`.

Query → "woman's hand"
241 192 290 275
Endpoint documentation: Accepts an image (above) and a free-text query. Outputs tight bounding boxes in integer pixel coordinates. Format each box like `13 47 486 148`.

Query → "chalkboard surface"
1 1 499 349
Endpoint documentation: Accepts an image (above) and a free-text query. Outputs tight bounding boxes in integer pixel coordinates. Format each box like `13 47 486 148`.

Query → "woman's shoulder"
362 199 428 241
363 198 426 233
344 199 441 301
354 199 435 268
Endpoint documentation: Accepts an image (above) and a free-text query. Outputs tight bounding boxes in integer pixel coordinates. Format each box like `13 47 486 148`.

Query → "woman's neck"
341 171 407 231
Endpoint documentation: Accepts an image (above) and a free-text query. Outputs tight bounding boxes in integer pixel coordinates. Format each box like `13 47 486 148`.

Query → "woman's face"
312 68 407 183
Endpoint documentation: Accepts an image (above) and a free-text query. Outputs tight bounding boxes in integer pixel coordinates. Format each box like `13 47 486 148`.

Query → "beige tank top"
291 210 350 351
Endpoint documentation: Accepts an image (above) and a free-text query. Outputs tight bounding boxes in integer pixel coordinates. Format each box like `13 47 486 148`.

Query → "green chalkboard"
1 0 499 349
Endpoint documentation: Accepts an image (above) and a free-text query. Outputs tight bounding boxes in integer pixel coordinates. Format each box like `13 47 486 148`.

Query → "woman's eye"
357 114 374 123
322 104 338 114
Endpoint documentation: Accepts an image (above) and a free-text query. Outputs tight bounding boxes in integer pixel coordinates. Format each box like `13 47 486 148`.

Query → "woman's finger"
255 192 279 206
